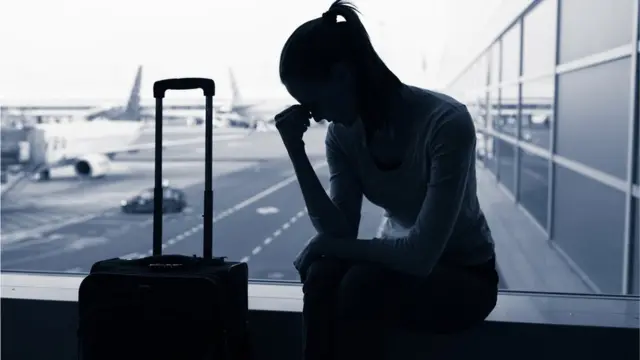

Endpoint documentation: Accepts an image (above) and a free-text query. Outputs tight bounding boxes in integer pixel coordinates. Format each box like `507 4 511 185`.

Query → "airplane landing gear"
37 169 51 181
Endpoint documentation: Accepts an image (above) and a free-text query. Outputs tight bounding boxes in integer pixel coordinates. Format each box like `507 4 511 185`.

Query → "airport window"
484 135 498 176
553 165 628 294
501 22 521 83
522 0 557 76
3 1 640 345
495 85 519 137
466 90 487 129
495 138 516 194
490 42 501 86
518 148 549 230
488 89 499 132
520 78 554 150
556 58 632 180
558 0 635 64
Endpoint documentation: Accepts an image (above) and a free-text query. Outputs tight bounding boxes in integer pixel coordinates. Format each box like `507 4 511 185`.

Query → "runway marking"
241 207 310 264
140 161 328 257
256 206 279 215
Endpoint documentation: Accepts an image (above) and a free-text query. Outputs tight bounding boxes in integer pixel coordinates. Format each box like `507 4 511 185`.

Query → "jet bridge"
1 126 46 197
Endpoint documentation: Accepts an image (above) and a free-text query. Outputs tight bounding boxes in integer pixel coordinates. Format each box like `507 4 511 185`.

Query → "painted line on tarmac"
239 207 309 264
1 213 109 246
134 161 328 258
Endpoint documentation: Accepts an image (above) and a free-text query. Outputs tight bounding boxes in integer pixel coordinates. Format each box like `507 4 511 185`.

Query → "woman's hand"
275 105 312 148
294 234 335 282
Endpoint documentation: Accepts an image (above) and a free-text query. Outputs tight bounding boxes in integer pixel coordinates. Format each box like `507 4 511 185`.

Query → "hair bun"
322 10 337 23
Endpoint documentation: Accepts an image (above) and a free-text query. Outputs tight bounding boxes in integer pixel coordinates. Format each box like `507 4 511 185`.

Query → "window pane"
496 138 516 194
521 78 554 150
490 42 501 85
559 0 635 64
556 58 632 180
553 165 627 294
518 149 549 229
467 91 488 129
496 85 519 136
484 136 498 176
501 23 521 82
523 0 557 76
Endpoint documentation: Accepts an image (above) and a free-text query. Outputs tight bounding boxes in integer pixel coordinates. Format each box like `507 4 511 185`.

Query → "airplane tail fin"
229 67 243 109
122 65 142 120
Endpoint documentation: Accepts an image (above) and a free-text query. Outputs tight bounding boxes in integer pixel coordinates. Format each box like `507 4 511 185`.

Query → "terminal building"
444 0 639 295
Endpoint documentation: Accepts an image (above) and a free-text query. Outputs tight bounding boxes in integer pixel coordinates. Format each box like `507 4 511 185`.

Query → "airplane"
21 65 240 182
215 68 294 129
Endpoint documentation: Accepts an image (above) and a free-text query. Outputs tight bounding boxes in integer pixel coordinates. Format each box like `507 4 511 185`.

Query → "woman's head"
279 1 402 135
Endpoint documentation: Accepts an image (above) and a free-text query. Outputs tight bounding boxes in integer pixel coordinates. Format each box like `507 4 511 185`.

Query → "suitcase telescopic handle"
153 78 216 98
152 77 215 259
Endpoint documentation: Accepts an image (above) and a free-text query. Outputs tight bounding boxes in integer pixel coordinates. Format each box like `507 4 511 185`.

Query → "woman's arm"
286 124 363 238
321 108 476 276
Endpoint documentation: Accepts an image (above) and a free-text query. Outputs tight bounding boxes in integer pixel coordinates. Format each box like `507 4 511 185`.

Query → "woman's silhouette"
275 1 499 359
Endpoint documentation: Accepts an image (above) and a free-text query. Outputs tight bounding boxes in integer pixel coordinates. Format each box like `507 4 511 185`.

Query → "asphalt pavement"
1 127 384 282
1 126 507 287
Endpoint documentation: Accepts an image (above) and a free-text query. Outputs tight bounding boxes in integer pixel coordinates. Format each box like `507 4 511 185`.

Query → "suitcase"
78 78 250 360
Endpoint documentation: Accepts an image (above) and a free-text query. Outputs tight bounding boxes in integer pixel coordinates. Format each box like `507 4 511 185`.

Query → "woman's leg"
302 258 350 360
333 259 499 360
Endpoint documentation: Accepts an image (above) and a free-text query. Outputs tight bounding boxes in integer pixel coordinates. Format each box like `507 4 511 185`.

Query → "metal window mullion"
515 18 525 203
622 0 640 295
547 0 562 240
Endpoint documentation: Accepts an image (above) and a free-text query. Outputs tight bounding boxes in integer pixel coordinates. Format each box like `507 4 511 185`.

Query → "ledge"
2 272 638 329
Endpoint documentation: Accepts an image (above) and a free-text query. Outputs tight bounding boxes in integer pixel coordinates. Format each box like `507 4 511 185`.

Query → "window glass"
553 165 627 294
556 58 632 180
521 78 554 150
501 23 521 82
559 0 635 64
518 149 549 229
0 0 635 298
496 138 516 194
523 0 557 76
495 85 519 136
490 42 501 86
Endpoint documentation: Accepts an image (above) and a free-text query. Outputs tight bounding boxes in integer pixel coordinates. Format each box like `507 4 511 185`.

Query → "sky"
0 0 515 104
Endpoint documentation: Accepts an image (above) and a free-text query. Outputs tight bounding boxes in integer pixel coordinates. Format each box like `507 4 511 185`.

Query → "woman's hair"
279 0 402 137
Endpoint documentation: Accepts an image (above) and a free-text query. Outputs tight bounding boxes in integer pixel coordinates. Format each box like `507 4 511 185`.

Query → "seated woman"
274 1 499 359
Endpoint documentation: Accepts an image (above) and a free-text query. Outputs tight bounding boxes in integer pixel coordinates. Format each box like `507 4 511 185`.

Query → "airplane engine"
74 154 111 178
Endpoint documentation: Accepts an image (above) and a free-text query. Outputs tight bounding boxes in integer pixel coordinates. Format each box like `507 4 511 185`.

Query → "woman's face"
283 63 359 127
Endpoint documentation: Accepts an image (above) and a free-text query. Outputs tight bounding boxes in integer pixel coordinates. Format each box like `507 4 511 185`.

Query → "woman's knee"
302 258 347 295
335 264 387 321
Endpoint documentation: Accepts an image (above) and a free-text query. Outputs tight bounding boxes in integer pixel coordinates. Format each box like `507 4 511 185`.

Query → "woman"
275 1 499 359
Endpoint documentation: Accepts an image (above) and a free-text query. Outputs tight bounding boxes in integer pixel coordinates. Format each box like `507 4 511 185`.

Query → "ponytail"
280 0 402 138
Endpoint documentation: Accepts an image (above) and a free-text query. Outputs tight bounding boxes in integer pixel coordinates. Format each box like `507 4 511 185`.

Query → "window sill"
1 272 638 328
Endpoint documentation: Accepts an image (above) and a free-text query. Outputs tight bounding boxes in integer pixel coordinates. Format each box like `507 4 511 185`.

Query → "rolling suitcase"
78 78 250 360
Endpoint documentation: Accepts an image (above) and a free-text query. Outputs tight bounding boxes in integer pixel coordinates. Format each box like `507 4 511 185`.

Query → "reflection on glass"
553 165 627 294
518 149 549 229
522 0 557 76
494 86 519 136
559 0 635 64
495 138 516 193
490 42 501 85
467 92 488 129
488 90 499 131
521 78 554 150
501 23 521 82
484 136 497 176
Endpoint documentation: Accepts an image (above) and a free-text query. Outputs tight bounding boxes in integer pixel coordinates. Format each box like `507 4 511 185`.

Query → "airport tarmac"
1 126 511 288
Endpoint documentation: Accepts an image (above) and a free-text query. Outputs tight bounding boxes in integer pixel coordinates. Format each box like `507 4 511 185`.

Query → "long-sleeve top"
316 86 495 278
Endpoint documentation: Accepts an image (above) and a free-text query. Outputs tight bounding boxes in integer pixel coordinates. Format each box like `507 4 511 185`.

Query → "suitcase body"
78 78 250 360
